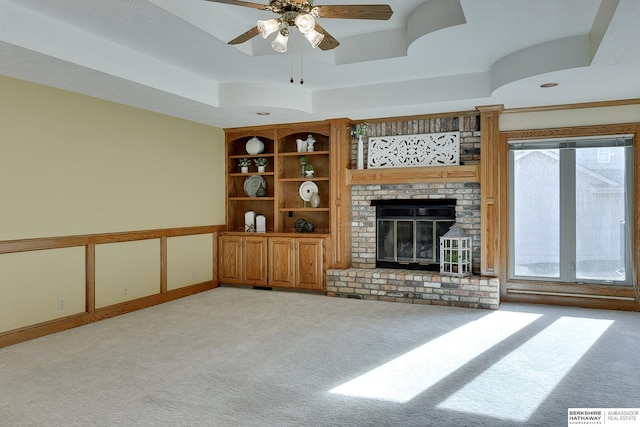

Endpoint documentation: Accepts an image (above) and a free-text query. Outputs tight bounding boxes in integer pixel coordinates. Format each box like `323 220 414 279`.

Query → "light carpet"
1 286 638 426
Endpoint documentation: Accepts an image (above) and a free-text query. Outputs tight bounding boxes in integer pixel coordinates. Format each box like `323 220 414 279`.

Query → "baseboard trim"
0 281 219 349
507 289 637 301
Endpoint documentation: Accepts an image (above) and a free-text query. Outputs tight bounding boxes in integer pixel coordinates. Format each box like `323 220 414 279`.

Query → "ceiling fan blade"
201 0 268 11
314 23 340 51
228 26 260 45
314 4 393 20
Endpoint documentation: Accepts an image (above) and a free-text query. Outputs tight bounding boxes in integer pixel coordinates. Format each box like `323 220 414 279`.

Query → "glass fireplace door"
396 220 415 262
416 220 434 263
378 220 418 263
377 219 454 264
377 220 396 263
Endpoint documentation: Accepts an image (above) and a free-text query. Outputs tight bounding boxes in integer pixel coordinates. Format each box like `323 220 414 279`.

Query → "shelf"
279 208 330 212
230 172 275 177
229 197 275 201
224 230 332 237
229 153 274 159
279 150 329 157
346 164 480 185
279 177 330 182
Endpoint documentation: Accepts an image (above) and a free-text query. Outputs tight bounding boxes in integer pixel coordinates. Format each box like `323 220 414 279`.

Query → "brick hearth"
326 268 499 309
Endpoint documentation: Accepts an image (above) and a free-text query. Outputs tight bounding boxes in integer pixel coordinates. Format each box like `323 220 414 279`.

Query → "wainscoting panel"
0 247 85 333
167 234 214 291
95 239 161 308
0 225 223 348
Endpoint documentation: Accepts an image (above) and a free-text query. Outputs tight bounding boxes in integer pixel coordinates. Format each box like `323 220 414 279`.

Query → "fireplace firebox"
371 199 456 271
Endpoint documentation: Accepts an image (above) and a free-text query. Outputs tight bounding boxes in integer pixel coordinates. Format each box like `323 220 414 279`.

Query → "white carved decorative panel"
367 132 460 168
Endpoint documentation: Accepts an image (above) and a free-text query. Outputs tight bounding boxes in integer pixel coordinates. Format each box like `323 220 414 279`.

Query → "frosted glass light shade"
304 29 324 48
257 19 280 39
271 30 289 52
294 13 315 34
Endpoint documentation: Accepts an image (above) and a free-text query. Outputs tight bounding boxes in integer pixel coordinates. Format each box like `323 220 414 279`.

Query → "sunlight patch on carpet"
328 311 541 403
437 316 614 422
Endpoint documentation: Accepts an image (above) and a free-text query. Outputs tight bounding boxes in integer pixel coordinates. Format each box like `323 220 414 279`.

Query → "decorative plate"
244 175 266 197
299 181 318 202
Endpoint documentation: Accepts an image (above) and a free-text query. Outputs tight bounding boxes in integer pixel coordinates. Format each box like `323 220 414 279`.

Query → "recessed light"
256 112 270 116
540 83 558 88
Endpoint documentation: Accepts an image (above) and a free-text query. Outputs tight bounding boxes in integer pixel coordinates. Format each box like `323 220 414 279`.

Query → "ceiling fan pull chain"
290 47 294 84
300 42 304 85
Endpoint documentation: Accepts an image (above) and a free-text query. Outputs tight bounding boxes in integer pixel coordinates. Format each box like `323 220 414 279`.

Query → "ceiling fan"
203 0 393 52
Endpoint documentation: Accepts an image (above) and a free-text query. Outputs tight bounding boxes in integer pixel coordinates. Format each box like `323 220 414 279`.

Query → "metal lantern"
440 223 472 277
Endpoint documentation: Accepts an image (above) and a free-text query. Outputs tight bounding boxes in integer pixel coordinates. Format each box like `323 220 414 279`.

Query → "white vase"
258 166 266 173
310 192 320 208
357 135 364 169
241 166 249 174
246 137 264 155
244 210 255 232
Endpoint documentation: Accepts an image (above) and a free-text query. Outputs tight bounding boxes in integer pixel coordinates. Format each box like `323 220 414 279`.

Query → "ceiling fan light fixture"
271 28 289 52
304 29 324 48
294 13 316 34
216 0 393 52
257 18 280 39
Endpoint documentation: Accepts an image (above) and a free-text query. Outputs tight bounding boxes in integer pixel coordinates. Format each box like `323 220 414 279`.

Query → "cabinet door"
243 236 268 286
218 235 242 284
269 237 296 288
297 238 324 290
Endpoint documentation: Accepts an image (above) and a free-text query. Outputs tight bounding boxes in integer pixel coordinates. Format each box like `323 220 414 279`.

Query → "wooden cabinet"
268 237 295 287
296 238 324 290
218 235 268 286
268 237 324 290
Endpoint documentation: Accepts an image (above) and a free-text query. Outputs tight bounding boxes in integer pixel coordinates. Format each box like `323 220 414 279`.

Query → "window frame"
507 135 634 286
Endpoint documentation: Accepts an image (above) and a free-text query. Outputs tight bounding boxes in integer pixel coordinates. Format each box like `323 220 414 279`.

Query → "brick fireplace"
351 182 481 271
326 113 500 309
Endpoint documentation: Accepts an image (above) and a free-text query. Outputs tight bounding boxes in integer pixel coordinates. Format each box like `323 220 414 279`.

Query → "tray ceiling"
0 0 638 128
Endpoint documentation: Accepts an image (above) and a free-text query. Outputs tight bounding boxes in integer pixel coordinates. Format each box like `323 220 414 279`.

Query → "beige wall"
0 75 225 333
0 76 225 240
0 247 86 332
167 234 214 291
500 103 640 131
95 239 161 308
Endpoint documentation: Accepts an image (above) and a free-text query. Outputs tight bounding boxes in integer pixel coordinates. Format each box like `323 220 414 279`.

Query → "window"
509 135 633 285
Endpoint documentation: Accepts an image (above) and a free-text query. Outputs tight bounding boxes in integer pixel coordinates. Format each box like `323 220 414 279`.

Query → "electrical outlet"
122 284 128 295
58 297 65 310
191 271 196 280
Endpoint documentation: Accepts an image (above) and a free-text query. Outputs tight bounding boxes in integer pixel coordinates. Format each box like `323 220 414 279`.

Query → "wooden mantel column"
477 104 504 277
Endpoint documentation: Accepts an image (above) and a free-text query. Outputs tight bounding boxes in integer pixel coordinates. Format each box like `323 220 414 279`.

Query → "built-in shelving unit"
220 119 352 290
